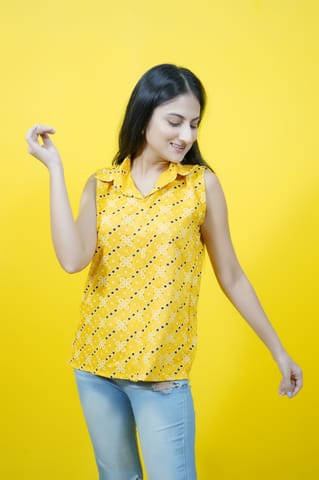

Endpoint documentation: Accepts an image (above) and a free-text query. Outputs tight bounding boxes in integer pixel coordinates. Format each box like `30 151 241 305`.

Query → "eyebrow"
167 113 200 121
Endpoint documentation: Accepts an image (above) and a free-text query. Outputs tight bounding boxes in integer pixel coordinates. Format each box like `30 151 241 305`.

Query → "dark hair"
113 63 213 171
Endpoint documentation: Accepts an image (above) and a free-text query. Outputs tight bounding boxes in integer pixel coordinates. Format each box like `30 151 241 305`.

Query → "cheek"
146 123 174 143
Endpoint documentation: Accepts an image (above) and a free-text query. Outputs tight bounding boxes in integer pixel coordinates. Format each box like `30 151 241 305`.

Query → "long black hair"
113 63 213 170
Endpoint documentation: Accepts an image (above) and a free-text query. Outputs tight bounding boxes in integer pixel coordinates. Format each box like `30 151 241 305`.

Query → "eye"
190 124 198 130
168 121 181 127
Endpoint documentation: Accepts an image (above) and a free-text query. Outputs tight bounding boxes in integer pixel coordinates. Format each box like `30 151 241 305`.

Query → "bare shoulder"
204 168 219 188
83 173 97 191
86 173 97 186
203 169 226 202
79 173 97 204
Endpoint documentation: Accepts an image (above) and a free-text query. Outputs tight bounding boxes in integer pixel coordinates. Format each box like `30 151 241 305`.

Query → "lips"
170 143 185 152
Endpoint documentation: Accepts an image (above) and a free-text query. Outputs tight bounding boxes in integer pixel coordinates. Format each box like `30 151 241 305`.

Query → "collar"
96 157 197 199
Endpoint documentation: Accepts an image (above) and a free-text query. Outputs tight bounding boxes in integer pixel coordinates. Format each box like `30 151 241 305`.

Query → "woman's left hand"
276 351 303 398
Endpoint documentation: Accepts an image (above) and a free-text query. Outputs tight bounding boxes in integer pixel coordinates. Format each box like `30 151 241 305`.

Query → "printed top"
69 157 207 381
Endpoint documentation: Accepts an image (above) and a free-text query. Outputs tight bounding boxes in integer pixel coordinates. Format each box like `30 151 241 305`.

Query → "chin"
166 151 188 163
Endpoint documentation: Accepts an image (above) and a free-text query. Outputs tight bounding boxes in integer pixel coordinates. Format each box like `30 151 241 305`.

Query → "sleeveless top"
69 157 207 381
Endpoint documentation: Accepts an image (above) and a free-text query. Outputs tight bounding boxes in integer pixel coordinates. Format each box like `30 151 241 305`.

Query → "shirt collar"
96 157 197 198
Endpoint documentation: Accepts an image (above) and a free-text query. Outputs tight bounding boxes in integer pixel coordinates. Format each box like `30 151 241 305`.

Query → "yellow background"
1 1 318 478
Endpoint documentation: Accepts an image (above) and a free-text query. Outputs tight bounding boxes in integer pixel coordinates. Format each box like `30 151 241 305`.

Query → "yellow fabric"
69 157 207 381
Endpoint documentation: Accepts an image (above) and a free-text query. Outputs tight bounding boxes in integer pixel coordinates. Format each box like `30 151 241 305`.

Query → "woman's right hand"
25 124 97 272
26 124 62 170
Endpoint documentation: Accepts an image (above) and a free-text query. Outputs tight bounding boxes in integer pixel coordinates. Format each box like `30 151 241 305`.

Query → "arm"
26 124 97 273
200 170 303 398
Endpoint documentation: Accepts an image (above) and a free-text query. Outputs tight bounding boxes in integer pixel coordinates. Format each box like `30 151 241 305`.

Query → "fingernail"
287 392 293 398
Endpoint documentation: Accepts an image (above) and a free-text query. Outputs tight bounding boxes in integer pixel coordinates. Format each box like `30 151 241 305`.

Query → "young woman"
26 63 302 480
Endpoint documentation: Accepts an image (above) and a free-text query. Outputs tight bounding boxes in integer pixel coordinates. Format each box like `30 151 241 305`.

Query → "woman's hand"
26 124 62 170
276 351 303 398
25 124 97 272
201 171 303 399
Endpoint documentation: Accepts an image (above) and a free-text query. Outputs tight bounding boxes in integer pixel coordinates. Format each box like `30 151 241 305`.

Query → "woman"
26 64 302 480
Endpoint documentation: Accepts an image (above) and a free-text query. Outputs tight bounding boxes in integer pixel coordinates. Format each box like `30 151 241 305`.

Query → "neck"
131 152 171 177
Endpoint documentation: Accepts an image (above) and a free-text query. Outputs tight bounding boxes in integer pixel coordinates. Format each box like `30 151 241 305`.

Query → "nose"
178 124 196 144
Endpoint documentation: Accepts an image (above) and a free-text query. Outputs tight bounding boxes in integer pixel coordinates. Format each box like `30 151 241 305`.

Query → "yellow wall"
1 1 318 478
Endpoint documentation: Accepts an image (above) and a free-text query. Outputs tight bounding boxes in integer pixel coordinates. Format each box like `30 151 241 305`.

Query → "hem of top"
69 361 191 382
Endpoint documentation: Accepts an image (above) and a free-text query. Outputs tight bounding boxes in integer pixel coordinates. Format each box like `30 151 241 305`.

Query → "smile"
170 143 185 152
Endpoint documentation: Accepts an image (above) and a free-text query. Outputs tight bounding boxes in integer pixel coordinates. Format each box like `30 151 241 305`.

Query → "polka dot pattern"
69 157 207 381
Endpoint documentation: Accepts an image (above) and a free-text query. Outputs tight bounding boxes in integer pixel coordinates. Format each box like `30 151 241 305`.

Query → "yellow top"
69 157 207 381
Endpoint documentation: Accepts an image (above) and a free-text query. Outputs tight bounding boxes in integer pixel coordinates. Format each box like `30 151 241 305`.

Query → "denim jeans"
74 368 197 480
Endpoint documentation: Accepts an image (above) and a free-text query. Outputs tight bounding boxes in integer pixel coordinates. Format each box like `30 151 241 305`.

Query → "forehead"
156 93 200 116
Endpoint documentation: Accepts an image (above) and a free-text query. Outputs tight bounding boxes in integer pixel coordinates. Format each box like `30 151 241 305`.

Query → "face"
142 93 201 164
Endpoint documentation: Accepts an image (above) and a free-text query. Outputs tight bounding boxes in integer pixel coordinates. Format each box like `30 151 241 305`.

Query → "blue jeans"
74 368 197 480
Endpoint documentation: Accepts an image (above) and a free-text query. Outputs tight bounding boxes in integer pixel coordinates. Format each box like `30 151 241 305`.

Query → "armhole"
95 173 114 232
196 166 207 226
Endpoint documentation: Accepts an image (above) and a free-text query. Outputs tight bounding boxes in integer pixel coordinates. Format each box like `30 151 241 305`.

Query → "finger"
291 372 303 396
26 128 46 156
280 370 303 398
26 124 55 143
26 125 42 144
279 377 293 397
40 132 54 147
290 365 303 393
25 125 38 143
35 124 55 134
33 125 55 145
